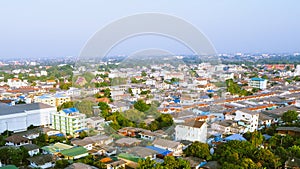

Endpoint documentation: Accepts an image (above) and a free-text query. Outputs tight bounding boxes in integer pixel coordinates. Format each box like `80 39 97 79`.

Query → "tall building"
249 77 267 90
51 108 87 136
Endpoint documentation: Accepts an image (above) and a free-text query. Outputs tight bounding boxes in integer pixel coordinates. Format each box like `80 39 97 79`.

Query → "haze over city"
1 0 300 58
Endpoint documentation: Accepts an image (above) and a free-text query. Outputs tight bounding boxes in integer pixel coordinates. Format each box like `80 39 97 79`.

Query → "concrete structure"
51 108 87 136
34 93 71 107
7 78 28 88
175 121 207 143
0 103 55 133
249 77 267 90
234 109 259 133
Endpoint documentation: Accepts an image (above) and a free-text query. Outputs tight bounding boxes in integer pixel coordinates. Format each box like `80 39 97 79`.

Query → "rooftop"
0 103 54 116
60 146 88 157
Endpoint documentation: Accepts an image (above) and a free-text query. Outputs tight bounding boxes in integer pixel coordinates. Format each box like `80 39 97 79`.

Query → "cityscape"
0 1 300 169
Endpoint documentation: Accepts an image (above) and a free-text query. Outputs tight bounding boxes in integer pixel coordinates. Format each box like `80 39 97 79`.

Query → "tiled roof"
5 135 29 144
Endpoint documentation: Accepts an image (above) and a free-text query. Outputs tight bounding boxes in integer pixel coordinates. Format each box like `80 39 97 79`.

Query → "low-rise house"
5 135 30 146
22 144 40 157
71 138 94 150
152 138 183 156
125 146 157 160
211 120 240 135
139 131 157 141
89 135 113 145
42 142 73 155
86 117 105 130
175 121 207 143
27 154 54 169
115 137 142 147
60 146 89 160
65 162 98 169
106 159 126 169
276 127 300 137
91 145 117 156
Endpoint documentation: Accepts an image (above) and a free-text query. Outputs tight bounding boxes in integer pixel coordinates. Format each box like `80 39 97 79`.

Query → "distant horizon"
1 1 300 58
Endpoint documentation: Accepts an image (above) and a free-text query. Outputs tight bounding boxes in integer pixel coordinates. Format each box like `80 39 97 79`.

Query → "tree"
134 100 150 112
79 131 88 139
59 82 72 90
34 133 48 147
163 156 190 169
141 71 147 77
184 141 212 160
57 101 74 111
282 110 298 123
74 100 95 117
289 145 300 158
54 159 69 169
137 157 156 169
98 101 110 110
250 131 264 147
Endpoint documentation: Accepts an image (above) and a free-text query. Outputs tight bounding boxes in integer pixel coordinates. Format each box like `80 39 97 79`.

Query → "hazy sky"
0 0 300 58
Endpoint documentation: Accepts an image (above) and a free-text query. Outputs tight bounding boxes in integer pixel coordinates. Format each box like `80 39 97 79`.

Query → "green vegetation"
137 156 190 169
134 100 151 112
213 140 280 168
0 147 29 167
282 110 298 123
184 141 212 160
226 79 252 96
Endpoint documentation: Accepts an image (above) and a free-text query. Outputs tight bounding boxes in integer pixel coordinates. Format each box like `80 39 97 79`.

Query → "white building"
7 78 28 88
51 108 87 136
234 109 259 133
249 77 267 90
0 103 55 133
175 121 207 143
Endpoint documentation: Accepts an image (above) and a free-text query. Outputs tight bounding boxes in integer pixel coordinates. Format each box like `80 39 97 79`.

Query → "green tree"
57 101 74 111
134 100 150 112
54 159 69 169
141 71 147 77
74 100 95 117
98 101 109 110
184 141 212 160
282 110 298 123
289 145 300 158
137 157 156 169
79 131 88 139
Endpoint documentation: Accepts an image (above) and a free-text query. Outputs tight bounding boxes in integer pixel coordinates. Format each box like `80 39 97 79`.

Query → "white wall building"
234 109 259 133
249 77 267 90
0 103 55 133
7 78 28 88
175 121 207 143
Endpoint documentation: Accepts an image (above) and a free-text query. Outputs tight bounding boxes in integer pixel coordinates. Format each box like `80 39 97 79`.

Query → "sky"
0 0 300 58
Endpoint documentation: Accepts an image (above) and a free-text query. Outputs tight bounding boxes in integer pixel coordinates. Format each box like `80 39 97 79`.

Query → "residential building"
51 108 87 136
5 135 30 146
152 138 183 156
234 109 259 133
27 154 54 169
249 77 267 90
175 121 207 143
34 93 71 107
